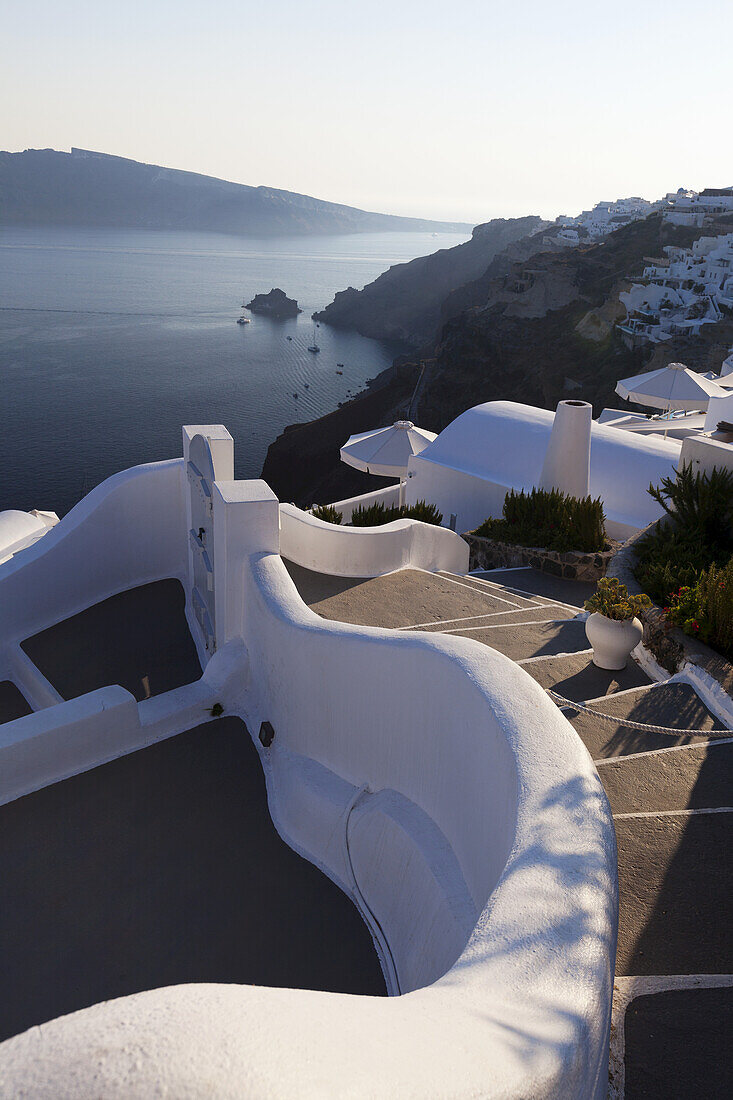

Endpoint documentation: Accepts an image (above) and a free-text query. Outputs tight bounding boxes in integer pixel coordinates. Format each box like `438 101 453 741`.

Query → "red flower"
692 621 699 631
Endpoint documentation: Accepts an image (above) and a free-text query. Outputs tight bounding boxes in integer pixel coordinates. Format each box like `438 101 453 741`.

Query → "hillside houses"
662 186 733 227
618 232 733 345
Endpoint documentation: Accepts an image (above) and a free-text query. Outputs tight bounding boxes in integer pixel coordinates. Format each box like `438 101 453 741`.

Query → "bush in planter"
350 499 443 527
350 501 402 526
402 500 443 525
584 577 651 621
474 487 607 553
311 503 342 524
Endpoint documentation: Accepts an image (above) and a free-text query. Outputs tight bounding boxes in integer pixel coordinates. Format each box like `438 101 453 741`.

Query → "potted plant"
584 577 652 670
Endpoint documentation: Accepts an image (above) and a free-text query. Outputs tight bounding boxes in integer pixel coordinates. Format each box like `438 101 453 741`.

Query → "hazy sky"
3 0 731 224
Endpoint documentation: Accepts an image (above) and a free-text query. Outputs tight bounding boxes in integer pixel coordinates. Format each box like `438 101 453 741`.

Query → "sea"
0 226 469 516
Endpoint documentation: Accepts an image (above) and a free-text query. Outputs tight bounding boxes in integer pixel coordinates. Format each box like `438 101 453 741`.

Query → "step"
520 650 651 698
567 682 726 761
623 985 733 1100
469 567 596 610
448 619 591 662
437 571 543 610
597 739 733 814
615 810 733 976
406 605 578 633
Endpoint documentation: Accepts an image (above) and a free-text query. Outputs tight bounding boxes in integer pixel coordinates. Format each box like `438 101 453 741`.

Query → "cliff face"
313 216 547 345
0 148 472 237
263 214 733 507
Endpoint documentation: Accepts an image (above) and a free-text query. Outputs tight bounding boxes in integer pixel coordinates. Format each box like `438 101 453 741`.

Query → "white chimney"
539 400 592 499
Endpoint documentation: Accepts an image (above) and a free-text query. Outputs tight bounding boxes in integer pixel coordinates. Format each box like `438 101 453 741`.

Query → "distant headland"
0 148 473 237
246 288 301 318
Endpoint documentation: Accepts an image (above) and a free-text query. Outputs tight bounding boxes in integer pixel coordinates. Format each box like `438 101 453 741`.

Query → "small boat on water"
307 326 320 353
337 363 344 368
287 336 293 341
304 383 310 389
293 393 298 399
336 370 343 375
237 315 250 325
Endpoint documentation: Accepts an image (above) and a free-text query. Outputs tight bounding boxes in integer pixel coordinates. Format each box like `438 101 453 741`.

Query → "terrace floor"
287 560 733 1100
0 716 385 1043
20 579 202 701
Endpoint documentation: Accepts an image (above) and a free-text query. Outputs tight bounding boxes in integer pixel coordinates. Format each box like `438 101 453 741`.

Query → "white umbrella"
616 363 726 412
340 421 437 503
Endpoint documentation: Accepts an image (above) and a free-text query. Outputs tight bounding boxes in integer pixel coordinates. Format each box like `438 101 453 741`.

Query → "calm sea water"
0 226 468 515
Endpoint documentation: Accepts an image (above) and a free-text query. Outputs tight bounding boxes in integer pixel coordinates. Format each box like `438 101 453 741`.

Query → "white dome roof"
0 510 48 558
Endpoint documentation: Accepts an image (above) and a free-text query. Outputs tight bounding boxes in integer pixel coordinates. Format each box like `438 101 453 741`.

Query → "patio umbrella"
340 421 437 503
615 363 726 412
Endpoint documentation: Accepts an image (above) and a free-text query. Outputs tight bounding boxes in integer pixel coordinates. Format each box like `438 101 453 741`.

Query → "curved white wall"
0 460 187 644
406 400 682 537
279 503 469 577
0 544 618 1100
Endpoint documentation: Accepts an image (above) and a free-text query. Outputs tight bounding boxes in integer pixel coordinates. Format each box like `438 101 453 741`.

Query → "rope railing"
546 689 733 737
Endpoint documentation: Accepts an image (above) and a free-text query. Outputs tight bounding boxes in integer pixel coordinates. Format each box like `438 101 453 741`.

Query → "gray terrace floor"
20 579 202 702
285 557 733 1098
0 681 32 723
0 716 384 1043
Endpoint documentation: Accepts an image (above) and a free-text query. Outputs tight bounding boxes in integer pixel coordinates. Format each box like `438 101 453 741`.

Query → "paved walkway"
0 716 384 1042
287 561 733 1100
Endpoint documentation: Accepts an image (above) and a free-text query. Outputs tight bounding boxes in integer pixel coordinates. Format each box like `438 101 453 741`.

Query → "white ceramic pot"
585 612 643 671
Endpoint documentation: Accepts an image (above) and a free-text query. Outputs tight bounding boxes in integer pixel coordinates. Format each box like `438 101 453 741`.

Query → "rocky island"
245 288 302 318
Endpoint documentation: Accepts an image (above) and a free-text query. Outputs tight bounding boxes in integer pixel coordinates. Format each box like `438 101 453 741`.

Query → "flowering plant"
584 577 652 621
664 584 710 643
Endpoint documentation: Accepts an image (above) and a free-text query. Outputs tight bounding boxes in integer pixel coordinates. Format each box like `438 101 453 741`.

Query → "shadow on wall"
449 773 617 1094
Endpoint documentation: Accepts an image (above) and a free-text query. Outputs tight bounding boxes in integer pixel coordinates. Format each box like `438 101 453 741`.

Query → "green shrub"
474 487 607 553
350 498 443 527
634 465 733 603
350 501 402 526
311 503 342 524
402 499 443 525
585 577 651 621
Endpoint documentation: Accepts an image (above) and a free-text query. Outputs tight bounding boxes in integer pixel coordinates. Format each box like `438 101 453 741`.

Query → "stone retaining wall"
463 532 617 582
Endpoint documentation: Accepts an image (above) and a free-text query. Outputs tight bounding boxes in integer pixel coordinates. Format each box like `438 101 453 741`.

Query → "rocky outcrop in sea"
245 288 302 318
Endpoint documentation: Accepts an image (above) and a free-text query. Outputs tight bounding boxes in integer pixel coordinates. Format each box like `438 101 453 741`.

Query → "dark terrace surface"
20 579 202 702
0 681 32 723
0 716 384 1042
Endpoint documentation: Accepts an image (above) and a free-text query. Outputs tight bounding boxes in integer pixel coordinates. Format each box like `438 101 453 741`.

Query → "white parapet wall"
0 459 188 645
0 686 141 806
279 502 469 577
0 479 618 1100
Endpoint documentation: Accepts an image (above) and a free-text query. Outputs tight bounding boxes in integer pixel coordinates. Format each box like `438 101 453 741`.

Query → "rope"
546 689 733 737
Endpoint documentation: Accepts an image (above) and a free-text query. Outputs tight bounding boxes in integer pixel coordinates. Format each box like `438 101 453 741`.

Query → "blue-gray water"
0 226 468 515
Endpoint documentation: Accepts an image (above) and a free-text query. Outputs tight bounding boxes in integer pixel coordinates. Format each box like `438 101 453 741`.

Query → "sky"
2 0 732 224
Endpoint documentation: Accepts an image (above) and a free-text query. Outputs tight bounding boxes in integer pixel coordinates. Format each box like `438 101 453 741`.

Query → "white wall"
0 459 187 645
279 503 469 577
